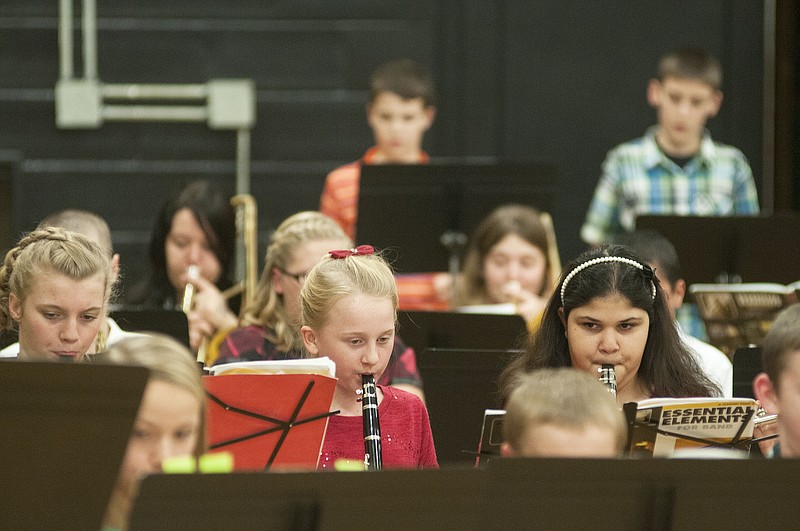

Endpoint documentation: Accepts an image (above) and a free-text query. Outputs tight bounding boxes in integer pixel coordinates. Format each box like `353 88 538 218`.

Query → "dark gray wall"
0 0 766 293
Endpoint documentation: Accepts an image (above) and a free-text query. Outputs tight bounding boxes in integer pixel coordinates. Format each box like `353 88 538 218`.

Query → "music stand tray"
130 468 484 531
0 362 149 530
417 347 521 466
398 310 528 358
204 373 337 470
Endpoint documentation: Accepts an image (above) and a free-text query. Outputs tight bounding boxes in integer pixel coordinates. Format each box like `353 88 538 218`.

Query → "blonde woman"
0 227 114 361
100 334 206 530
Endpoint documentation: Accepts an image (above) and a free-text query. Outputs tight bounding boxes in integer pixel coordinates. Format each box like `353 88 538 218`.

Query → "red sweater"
317 385 438 469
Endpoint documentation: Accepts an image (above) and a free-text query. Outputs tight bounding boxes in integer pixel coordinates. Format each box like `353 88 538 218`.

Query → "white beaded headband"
560 256 657 306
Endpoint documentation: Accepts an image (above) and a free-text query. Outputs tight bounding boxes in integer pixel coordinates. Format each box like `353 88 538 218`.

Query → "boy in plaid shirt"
581 46 759 246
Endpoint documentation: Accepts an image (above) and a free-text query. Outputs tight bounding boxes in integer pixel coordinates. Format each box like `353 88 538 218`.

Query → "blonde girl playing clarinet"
300 245 438 469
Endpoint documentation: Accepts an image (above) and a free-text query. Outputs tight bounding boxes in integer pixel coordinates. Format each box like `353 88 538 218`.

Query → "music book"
475 409 506 466
207 356 336 377
689 282 800 355
204 371 337 471
624 397 758 458
456 303 518 315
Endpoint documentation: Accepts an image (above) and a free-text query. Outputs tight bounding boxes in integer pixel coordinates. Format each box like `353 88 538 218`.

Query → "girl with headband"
499 244 719 405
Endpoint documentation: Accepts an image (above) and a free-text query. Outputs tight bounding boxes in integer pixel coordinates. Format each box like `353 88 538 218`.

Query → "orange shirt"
319 147 429 240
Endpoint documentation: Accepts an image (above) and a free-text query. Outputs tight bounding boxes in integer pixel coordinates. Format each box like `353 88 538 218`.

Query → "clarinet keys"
360 374 383 470
598 364 617 398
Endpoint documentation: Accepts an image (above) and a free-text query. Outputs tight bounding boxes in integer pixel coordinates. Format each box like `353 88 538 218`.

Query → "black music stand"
0 362 149 530
417 347 521 466
476 409 506 466
635 215 738 286
485 458 800 529
732 346 762 399
734 212 800 283
636 213 800 286
111 309 190 348
397 310 528 358
130 468 485 531
486 458 671 529
356 162 556 273
128 459 800 529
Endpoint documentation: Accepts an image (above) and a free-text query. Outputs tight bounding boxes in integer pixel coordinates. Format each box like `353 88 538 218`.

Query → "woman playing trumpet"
126 180 239 353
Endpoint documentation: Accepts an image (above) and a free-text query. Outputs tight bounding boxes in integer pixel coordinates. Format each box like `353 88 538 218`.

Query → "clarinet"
359 374 383 470
598 364 617 398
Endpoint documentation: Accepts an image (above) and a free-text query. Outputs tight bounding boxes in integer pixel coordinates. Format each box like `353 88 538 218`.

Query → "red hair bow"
329 245 375 259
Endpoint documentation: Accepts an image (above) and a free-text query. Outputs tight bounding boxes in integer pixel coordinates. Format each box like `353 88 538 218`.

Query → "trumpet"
227 193 259 315
181 265 209 364
181 265 200 314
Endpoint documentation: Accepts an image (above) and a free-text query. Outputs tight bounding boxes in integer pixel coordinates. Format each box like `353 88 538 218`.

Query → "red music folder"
204 373 337 471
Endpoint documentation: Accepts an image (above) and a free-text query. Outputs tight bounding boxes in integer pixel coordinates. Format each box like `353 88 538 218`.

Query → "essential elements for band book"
625 397 758 457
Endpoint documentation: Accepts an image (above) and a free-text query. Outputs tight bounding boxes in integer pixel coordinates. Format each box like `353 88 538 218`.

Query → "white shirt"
680 327 733 398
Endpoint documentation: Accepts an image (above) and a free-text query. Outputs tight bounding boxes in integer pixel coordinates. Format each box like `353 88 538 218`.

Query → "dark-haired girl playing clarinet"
499 244 720 405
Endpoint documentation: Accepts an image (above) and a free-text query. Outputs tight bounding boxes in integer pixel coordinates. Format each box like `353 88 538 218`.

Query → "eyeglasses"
277 266 310 284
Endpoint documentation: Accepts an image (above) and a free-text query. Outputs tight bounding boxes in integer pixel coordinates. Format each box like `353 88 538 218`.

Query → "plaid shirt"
581 127 760 245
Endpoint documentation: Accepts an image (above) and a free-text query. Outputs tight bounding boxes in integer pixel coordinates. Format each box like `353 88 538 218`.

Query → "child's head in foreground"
754 304 800 457
100 334 206 530
501 367 627 458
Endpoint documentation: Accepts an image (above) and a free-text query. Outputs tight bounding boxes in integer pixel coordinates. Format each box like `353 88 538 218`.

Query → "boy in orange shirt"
320 58 436 240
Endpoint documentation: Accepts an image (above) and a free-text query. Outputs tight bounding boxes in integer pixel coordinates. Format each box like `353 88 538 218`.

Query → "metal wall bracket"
56 0 256 195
